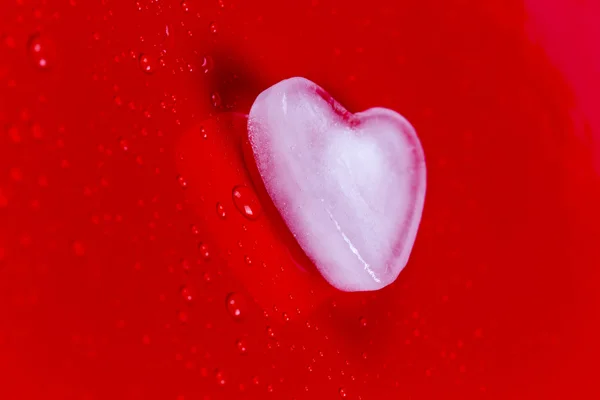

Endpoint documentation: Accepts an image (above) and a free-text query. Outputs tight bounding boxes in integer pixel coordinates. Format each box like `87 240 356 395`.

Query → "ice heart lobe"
248 77 426 291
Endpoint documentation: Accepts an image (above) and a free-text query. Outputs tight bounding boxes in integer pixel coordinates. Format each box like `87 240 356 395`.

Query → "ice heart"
248 77 426 292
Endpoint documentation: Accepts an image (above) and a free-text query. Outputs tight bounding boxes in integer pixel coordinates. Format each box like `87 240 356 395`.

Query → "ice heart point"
248 77 426 291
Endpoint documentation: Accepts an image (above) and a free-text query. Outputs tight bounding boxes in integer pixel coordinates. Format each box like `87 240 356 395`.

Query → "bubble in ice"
247 77 426 292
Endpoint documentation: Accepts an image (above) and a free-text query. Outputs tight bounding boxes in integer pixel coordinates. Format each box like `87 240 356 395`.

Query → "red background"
1 0 599 399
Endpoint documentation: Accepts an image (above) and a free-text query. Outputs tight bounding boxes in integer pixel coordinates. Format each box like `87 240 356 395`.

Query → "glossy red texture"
1 1 599 399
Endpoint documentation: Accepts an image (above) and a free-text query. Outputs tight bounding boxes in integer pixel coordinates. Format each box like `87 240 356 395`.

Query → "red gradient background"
1 0 599 399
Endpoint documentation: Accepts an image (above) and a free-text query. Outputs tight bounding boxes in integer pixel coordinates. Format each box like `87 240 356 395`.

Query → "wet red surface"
1 0 599 399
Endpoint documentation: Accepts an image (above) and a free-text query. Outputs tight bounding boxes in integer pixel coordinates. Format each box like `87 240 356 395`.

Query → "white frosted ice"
248 77 426 292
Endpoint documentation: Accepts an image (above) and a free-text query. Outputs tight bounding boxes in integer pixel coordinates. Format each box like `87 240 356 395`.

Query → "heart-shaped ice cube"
248 77 426 292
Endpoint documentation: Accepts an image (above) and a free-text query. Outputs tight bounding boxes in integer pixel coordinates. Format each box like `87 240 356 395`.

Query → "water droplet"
180 0 189 12
359 317 367 327
198 243 210 260
225 292 245 320
282 312 290 322
232 185 262 220
266 326 275 338
181 286 193 302
178 310 188 323
216 202 226 218
31 124 43 139
236 339 247 354
28 33 54 69
200 125 208 139
215 369 226 386
339 387 347 398
72 241 85 256
209 22 218 34
177 175 188 188
201 55 213 74
4 35 16 48
0 192 8 208
139 53 155 74
211 92 222 108
244 255 252 265
181 258 191 272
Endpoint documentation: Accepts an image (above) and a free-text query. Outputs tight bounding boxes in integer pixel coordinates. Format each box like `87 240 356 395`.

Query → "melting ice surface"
248 77 426 291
